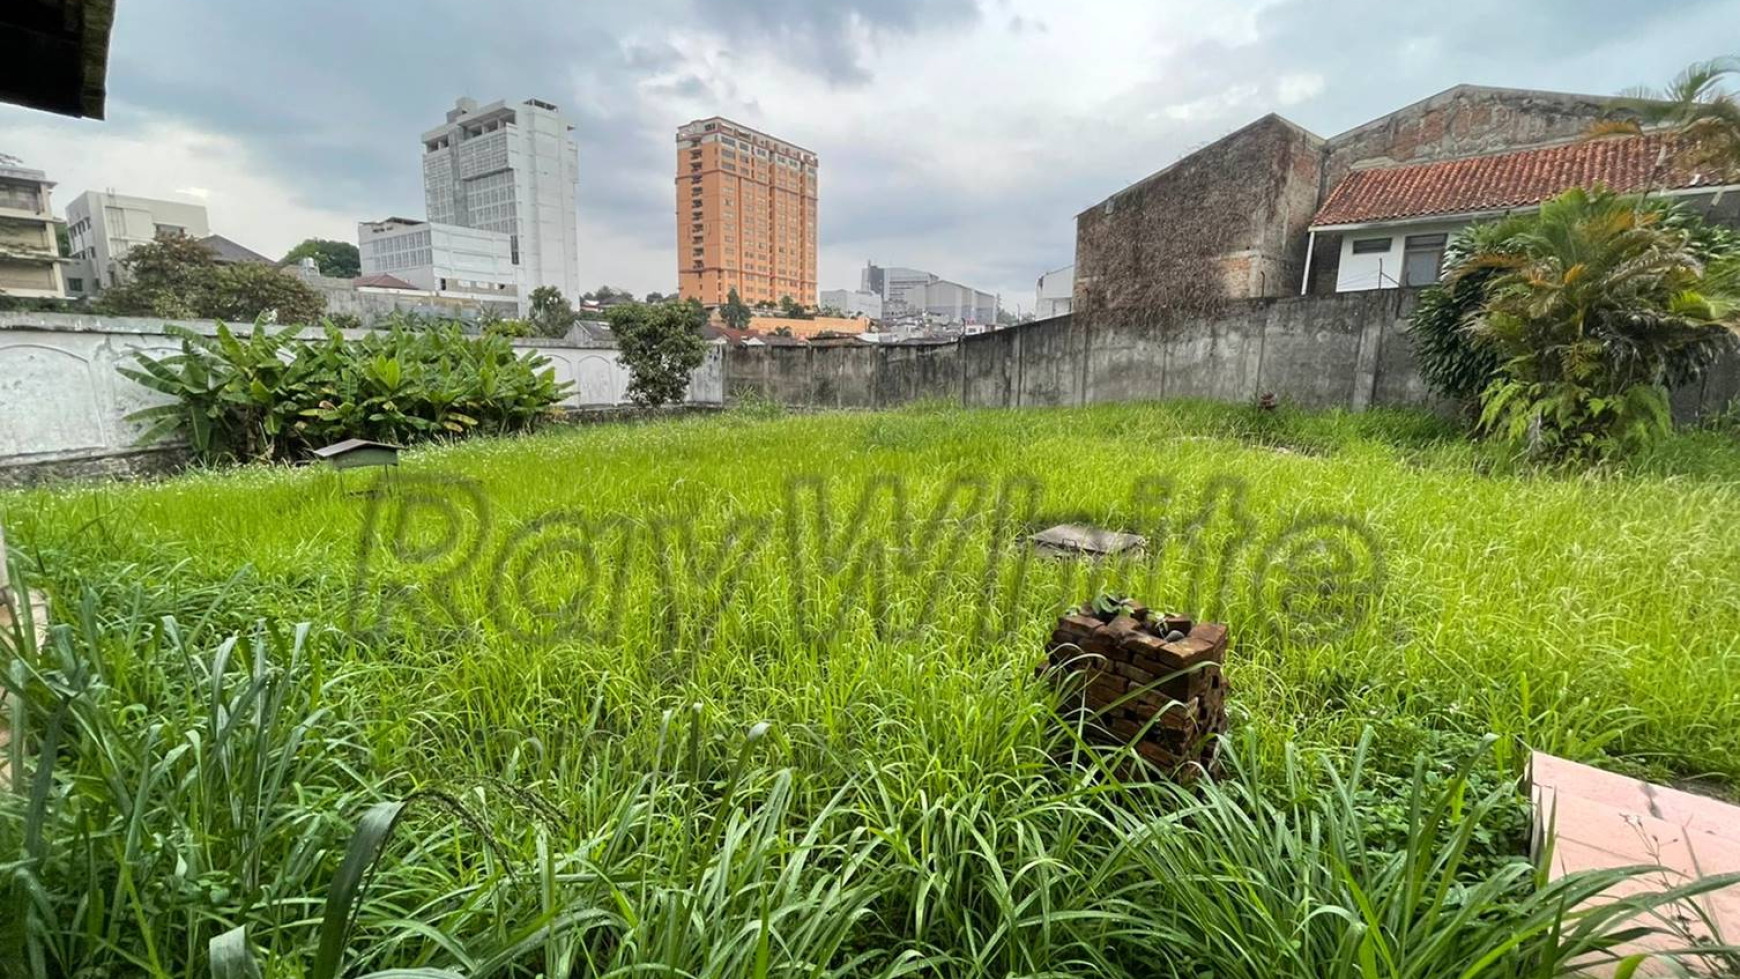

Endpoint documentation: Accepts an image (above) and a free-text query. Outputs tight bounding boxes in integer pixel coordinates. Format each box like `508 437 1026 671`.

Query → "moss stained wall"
1073 115 1325 326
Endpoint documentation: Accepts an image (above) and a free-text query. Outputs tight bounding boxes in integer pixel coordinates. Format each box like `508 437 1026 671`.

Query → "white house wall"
1333 220 1467 292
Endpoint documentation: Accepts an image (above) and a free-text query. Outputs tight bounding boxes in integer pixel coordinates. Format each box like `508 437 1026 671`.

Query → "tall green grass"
5 585 1734 976
4 398 1740 974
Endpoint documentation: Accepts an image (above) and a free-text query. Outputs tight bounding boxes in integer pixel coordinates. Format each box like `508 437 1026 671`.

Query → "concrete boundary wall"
0 312 724 477
724 291 1740 420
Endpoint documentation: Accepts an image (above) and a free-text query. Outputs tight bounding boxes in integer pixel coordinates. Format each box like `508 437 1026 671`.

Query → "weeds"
4 399 1740 974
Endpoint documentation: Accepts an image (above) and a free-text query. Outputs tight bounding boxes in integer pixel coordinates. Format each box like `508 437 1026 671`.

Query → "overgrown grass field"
5 399 1740 976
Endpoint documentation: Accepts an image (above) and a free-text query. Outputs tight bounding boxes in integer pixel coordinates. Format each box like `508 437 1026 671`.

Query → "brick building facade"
1074 85 1627 319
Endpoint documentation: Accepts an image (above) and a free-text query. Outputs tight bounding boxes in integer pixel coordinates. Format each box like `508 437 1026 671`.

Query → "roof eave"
1310 182 1740 231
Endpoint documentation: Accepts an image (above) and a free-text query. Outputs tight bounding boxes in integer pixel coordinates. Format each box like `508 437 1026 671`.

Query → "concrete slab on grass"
1030 523 1146 558
1530 751 1740 976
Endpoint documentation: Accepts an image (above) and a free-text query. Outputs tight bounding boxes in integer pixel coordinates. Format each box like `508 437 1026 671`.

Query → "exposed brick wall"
1323 86 1618 190
1073 115 1324 323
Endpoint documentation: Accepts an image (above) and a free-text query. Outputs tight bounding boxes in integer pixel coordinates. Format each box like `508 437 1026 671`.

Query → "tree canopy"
281 238 361 278
527 286 578 338
98 232 326 324
721 288 752 329
605 299 709 407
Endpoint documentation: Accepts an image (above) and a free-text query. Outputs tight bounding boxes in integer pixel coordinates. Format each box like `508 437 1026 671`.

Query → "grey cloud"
11 0 1734 302
696 0 979 84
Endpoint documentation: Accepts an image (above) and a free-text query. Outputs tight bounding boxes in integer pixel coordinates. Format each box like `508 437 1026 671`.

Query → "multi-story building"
922 279 998 325
1035 264 1074 319
676 117 818 307
422 96 580 300
860 262 997 324
860 263 932 317
358 217 519 299
63 190 209 296
820 288 882 320
0 163 67 299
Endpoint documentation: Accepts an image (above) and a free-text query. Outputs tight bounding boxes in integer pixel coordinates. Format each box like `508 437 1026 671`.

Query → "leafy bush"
1406 224 1510 403
95 232 327 325
606 299 709 407
1414 189 1740 461
1412 195 1740 411
121 319 571 463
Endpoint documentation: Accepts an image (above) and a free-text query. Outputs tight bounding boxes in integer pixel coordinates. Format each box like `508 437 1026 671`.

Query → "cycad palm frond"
1601 57 1740 183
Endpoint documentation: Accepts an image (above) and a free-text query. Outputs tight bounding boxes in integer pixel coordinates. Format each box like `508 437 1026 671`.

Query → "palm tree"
1456 187 1740 458
1594 57 1740 188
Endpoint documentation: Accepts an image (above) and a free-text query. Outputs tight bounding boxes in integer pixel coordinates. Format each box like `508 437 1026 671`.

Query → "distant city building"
63 190 210 296
0 163 67 299
422 96 579 300
861 261 997 324
358 217 519 299
820 288 882 319
860 263 933 317
921 279 997 325
676 116 818 307
1035 264 1074 318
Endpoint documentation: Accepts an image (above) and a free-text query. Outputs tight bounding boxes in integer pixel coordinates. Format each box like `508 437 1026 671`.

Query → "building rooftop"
0 164 51 185
1310 133 1727 228
199 234 272 265
354 273 417 290
675 116 817 160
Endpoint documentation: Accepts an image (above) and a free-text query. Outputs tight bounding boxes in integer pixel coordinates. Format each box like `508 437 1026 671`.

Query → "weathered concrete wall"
725 297 1740 421
875 342 959 406
0 312 723 478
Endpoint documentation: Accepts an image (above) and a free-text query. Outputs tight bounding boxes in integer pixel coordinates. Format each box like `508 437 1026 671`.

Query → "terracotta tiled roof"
1311 134 1722 227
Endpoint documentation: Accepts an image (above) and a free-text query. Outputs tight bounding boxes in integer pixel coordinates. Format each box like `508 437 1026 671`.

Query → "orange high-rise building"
675 117 818 307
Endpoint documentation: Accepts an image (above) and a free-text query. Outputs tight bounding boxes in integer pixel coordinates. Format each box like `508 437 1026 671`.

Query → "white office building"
922 279 998 325
422 96 579 300
861 262 934 317
820 288 882 320
1035 264 1073 319
861 261 997 324
63 190 211 296
358 217 520 298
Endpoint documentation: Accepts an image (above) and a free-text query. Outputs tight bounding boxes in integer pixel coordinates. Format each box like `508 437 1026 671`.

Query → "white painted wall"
1332 220 1467 292
0 313 723 471
1036 264 1074 319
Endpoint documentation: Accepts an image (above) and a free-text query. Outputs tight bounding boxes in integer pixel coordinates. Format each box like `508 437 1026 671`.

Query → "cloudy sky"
4 0 1734 309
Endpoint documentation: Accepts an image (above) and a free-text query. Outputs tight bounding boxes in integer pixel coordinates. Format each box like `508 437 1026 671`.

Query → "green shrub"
120 318 571 463
607 299 709 407
1413 194 1740 415
1418 188 1740 461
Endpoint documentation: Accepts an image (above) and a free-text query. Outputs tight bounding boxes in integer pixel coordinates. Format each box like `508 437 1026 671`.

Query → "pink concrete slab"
1531 751 1740 976
1533 752 1740 843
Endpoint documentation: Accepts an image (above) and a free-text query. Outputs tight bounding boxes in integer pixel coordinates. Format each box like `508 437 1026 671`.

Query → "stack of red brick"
1045 603 1230 773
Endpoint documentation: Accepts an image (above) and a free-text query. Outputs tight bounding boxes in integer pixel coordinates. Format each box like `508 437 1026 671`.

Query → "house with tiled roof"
1307 133 1738 292
1073 84 1740 316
